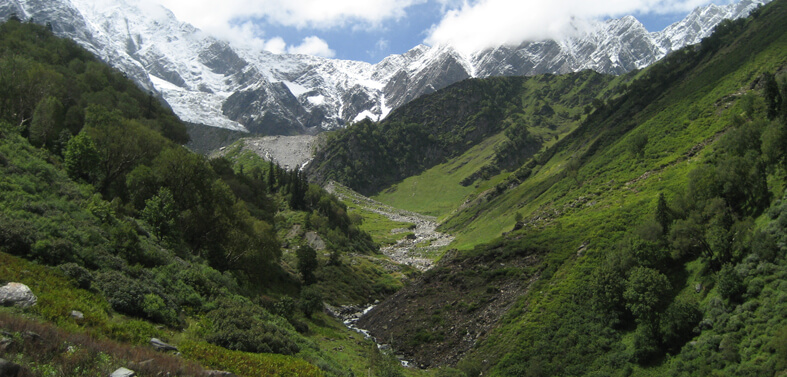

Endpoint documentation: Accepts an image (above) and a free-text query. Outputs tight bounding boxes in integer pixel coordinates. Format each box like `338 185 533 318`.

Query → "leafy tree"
624 266 672 325
299 286 323 319
628 133 649 158
655 193 672 232
297 245 318 285
141 187 177 241
84 106 167 196
660 299 702 353
28 96 63 148
669 214 711 261
63 132 100 183
762 119 787 168
763 72 783 119
717 263 744 303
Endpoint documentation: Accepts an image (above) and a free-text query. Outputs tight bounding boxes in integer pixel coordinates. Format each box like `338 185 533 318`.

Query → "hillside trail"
325 181 453 271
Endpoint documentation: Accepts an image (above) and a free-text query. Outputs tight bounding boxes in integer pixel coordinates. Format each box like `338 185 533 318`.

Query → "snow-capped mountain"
0 0 770 135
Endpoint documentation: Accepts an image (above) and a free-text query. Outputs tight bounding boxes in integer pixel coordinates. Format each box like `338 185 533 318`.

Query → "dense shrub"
206 304 300 355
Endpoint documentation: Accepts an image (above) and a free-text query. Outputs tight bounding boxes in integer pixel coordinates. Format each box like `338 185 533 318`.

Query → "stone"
0 338 11 352
0 283 37 308
203 371 237 377
305 231 326 251
150 338 178 352
71 310 84 320
109 367 135 377
128 359 154 369
0 359 20 377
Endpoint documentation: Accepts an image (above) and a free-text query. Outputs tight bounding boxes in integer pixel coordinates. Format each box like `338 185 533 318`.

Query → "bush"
660 299 702 353
58 263 93 289
206 304 300 355
299 286 323 319
95 270 147 317
624 266 672 324
142 294 180 328
717 264 744 303
0 215 36 256
631 324 662 365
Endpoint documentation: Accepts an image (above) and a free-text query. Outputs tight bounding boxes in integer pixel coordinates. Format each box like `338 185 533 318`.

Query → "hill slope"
352 0 787 375
0 19 411 377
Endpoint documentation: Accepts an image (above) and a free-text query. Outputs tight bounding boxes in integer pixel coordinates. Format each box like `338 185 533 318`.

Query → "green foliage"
299 286 324 319
628 132 649 158
308 71 612 195
624 266 672 324
179 340 323 377
63 132 100 183
717 263 744 303
659 299 702 353
205 302 300 355
140 187 177 241
29 96 64 149
297 245 319 285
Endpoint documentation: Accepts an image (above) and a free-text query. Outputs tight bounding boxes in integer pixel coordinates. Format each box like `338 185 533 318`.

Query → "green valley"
2 0 787 376
310 0 787 375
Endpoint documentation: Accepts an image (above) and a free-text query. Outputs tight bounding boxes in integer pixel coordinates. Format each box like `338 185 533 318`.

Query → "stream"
327 303 412 367
324 181 455 367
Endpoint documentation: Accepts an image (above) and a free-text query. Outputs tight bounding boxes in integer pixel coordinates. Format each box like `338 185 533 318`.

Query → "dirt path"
325 182 453 271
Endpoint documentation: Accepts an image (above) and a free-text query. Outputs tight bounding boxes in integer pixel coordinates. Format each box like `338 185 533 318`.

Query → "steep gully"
324 181 454 366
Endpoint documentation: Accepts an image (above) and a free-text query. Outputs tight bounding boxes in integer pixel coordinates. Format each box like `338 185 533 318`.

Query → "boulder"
0 283 37 308
150 338 178 352
0 358 21 377
71 310 84 320
109 367 135 377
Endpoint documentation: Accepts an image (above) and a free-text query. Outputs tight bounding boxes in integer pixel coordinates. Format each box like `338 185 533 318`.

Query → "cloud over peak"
424 0 730 54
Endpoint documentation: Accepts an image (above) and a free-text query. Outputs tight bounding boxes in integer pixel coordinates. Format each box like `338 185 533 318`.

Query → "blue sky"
155 0 740 63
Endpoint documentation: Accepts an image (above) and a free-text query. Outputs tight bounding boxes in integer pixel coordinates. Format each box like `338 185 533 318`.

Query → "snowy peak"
0 0 772 136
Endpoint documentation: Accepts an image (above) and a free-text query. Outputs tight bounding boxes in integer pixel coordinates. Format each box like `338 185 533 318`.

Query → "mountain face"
0 0 769 136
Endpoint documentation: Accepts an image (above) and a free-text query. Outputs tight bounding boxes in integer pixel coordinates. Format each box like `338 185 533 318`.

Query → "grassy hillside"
306 71 616 196
0 19 414 377
347 0 787 375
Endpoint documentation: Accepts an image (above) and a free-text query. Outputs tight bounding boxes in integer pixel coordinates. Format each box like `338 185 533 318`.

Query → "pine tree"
655 193 671 233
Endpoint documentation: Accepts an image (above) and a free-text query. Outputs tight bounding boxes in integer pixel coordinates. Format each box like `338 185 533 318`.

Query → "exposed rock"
356 247 541 368
0 283 37 308
204 371 237 377
695 283 703 293
70 310 84 320
0 337 11 352
305 231 326 251
224 135 318 171
22 331 41 342
325 182 454 271
0 358 21 377
150 338 178 352
128 359 154 369
110 367 135 377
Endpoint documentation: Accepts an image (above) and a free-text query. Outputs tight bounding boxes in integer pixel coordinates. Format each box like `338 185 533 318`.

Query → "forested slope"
306 71 617 196
0 18 402 377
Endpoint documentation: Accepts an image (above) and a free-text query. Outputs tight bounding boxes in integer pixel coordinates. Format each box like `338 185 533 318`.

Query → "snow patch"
353 110 378 123
307 95 325 106
282 81 310 97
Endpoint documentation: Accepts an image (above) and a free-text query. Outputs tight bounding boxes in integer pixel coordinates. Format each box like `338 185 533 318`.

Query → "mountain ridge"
0 0 770 137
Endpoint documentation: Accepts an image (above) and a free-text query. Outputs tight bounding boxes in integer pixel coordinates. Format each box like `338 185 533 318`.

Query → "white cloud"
425 0 724 54
156 0 425 30
264 37 288 54
287 36 336 57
